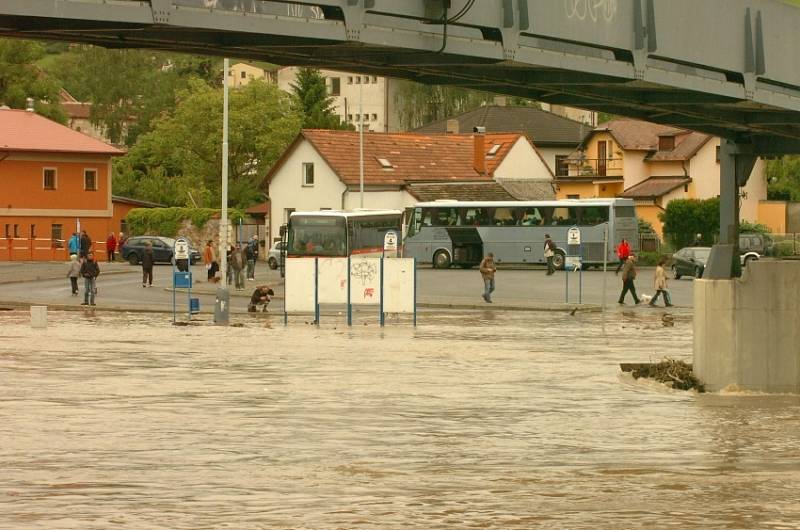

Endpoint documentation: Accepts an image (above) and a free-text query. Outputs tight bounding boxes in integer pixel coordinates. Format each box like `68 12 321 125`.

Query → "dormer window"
487 144 502 157
659 136 675 151
377 158 393 170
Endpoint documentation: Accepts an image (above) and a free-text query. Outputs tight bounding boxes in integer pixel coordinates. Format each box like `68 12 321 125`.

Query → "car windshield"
160 237 176 247
694 248 711 261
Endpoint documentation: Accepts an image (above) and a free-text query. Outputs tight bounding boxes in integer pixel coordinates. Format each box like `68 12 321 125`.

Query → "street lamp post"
359 76 364 208
214 57 231 325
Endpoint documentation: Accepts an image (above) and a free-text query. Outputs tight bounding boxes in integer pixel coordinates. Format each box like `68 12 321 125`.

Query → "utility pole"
359 76 364 208
215 57 230 325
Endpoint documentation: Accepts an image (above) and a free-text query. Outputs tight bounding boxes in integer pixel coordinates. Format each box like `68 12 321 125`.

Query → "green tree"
0 38 66 123
291 67 351 130
394 80 495 130
660 198 720 249
765 155 800 201
114 79 301 208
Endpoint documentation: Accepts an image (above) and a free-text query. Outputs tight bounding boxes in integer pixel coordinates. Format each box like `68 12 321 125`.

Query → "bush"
636 251 662 266
660 198 719 249
774 240 797 257
126 207 246 237
740 220 772 235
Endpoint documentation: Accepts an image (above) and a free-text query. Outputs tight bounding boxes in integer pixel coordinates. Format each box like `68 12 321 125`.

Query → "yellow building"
557 119 766 236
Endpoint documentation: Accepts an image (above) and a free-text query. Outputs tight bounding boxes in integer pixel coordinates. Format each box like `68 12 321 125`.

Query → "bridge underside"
1 1 800 155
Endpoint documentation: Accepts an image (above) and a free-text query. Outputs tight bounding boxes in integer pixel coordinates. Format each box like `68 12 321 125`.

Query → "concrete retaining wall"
694 261 800 393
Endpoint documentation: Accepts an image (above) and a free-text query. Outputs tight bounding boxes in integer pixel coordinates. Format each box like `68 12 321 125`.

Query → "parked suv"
121 236 201 266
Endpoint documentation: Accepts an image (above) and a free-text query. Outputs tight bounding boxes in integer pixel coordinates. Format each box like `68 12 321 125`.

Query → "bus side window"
539 207 554 226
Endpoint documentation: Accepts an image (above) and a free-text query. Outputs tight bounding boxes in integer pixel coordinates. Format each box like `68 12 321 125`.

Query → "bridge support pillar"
704 139 757 279
693 261 800 392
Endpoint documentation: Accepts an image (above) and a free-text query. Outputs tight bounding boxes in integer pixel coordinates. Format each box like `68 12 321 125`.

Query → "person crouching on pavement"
479 252 497 303
248 285 274 312
618 254 641 305
80 251 100 306
66 254 81 295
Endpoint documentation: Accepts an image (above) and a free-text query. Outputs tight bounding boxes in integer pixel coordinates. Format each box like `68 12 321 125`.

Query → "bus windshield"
287 216 346 256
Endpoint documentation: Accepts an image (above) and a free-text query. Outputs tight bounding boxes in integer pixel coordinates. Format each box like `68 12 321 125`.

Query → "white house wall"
268 139 346 243
493 138 554 180
520 145 572 177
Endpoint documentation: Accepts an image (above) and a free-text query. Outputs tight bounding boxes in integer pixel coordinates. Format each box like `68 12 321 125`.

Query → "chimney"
25 97 35 112
446 119 459 134
473 126 486 175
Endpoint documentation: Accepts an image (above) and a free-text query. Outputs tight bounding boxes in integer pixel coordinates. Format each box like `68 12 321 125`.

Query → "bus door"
446 227 483 267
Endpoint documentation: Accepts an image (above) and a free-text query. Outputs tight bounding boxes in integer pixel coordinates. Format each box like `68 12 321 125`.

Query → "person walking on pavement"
618 254 641 305
479 252 497 303
68 232 80 257
66 254 81 295
649 257 674 307
230 243 245 291
544 234 556 275
106 233 117 263
80 251 100 306
246 235 259 280
615 238 631 274
203 240 218 282
141 242 155 287
79 230 92 259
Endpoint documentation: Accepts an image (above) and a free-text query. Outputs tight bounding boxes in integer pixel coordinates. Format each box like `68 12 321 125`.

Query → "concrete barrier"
30 305 47 328
694 261 800 393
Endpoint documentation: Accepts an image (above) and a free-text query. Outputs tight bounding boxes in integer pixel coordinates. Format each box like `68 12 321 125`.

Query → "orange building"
0 108 126 261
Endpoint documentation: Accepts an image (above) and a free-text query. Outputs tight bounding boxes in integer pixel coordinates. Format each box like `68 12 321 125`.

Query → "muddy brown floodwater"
1 309 799 529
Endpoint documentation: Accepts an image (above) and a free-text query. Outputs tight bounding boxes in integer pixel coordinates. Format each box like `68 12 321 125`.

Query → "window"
240 71 247 79
13 224 20 238
371 113 378 121
302 162 314 187
355 76 361 84
347 114 353 122
84 169 98 191
377 158 393 169
555 155 569 177
487 144 502 157
659 135 675 151
329 77 341 96
567 194 580 199
30 224 36 239
4 224 9 238
51 224 63 248
120 219 128 235
347 76 353 84
43 168 56 190
372 76 378 83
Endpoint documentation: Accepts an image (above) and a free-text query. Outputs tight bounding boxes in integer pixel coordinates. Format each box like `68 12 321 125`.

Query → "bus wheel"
433 250 451 269
552 251 566 270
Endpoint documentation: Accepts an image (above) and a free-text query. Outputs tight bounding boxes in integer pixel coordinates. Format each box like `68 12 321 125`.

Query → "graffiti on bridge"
565 0 618 23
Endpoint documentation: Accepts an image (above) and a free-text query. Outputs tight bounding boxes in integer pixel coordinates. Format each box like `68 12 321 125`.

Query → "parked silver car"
267 241 285 270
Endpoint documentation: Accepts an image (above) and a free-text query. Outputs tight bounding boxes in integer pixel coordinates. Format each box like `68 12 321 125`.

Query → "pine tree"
290 67 351 130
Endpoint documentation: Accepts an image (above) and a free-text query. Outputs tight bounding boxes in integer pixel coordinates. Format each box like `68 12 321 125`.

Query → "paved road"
0 261 695 312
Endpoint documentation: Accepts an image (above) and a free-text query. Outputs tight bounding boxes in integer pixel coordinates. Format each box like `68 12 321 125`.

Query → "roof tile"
0 108 123 155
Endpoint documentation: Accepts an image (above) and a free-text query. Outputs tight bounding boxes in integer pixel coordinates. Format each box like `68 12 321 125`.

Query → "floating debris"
625 359 705 392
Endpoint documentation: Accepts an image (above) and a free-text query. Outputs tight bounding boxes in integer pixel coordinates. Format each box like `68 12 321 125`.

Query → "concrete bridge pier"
693 261 800 393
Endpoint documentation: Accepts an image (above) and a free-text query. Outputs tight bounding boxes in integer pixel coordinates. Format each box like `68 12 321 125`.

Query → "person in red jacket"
615 238 631 275
106 233 117 263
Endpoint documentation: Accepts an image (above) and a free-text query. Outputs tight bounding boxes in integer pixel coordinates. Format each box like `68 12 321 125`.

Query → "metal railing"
567 158 624 177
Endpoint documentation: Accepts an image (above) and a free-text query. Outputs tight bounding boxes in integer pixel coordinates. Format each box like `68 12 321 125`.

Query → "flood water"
1 309 799 529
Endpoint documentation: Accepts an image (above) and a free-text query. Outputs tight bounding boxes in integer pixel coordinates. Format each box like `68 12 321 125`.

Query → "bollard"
30 305 47 329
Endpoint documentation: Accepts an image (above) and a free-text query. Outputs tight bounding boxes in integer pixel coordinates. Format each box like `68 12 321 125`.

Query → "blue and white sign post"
172 237 193 324
565 227 583 304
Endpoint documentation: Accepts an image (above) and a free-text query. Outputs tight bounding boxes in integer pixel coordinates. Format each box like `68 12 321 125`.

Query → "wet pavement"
1 309 799 529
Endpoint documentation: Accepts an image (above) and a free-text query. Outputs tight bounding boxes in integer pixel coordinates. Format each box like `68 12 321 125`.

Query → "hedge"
125 207 246 237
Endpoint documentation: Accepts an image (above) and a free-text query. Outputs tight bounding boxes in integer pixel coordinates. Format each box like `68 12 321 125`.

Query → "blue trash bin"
190 298 200 314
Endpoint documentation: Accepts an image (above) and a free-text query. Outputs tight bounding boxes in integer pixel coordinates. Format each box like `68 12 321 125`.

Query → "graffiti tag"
565 0 618 23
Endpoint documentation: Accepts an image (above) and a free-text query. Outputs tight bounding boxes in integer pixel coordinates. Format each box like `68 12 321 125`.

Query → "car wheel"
433 250 451 269
268 257 278 270
552 251 566 270
127 253 139 266
695 266 703 279
672 265 681 280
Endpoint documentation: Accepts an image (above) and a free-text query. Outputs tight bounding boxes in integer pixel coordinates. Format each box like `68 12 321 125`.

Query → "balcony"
566 157 624 177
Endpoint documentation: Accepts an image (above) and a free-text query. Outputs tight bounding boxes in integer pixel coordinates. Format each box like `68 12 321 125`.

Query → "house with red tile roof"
0 108 133 261
558 118 766 236
264 129 555 243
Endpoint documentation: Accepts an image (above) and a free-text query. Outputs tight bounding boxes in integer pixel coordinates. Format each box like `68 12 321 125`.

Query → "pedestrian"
248 285 274 312
80 251 100 306
226 244 236 285
67 232 80 256
692 233 703 246
649 257 673 307
66 254 81 295
141 242 154 287
246 235 259 280
106 232 117 263
615 238 631 274
203 240 218 283
230 243 245 291
544 234 556 275
618 254 641 305
79 230 91 259
117 232 127 260
479 252 497 303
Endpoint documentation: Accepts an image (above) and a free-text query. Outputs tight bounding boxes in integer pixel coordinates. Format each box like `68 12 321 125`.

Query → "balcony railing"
566 157 623 177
